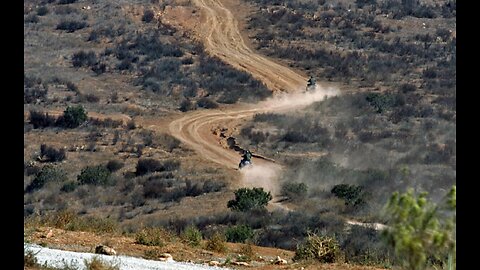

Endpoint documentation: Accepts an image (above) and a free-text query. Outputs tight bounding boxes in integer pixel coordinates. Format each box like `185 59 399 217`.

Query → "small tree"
227 187 272 212
382 186 456 270
61 105 87 128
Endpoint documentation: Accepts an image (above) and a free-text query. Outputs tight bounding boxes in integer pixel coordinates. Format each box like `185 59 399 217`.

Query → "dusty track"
166 0 340 201
192 0 306 92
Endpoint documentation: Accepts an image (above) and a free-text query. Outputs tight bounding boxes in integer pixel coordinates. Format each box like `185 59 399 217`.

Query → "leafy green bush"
281 182 308 201
365 93 395 113
60 105 88 128
60 181 78 193
77 165 112 186
225 225 254 243
227 187 272 212
331 184 366 206
294 232 340 263
383 186 456 270
25 165 67 193
181 225 203 247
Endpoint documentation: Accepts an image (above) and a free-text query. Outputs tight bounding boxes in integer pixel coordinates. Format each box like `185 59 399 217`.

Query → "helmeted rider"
243 150 252 162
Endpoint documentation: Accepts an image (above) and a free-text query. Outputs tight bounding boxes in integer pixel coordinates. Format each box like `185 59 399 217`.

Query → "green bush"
294 232 340 263
60 181 78 193
25 165 67 193
227 187 272 212
77 165 112 186
365 92 395 113
225 225 254 243
61 105 88 128
281 182 308 201
181 225 203 247
383 186 456 270
331 184 366 206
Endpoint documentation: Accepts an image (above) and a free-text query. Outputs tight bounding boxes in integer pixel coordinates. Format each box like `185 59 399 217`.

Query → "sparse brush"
294 232 340 263
237 242 255 262
135 227 170 247
84 256 119 270
181 225 202 247
24 249 39 267
205 232 227 253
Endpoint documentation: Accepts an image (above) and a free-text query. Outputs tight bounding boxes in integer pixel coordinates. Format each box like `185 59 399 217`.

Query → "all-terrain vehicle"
239 150 253 169
306 76 316 92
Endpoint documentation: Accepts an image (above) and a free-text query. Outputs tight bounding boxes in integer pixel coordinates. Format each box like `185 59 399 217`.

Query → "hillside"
24 0 455 269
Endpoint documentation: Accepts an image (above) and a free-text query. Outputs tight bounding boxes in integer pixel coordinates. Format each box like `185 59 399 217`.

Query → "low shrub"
106 160 124 172
181 225 203 247
72 51 97 68
294 233 340 263
197 97 219 109
136 158 180 176
40 144 66 162
157 133 181 152
227 187 272 212
281 182 308 201
142 10 155 23
60 181 78 193
179 99 196 112
331 184 366 206
84 256 119 270
205 232 227 253
29 110 56 128
135 227 169 246
57 20 88 32
225 225 254 243
60 105 88 128
77 165 112 186
25 165 67 193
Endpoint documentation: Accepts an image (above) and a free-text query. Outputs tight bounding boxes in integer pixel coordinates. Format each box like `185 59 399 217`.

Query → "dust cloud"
260 85 340 111
239 162 283 196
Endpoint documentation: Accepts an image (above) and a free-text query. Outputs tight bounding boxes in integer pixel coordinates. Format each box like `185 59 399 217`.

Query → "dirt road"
165 0 339 199
192 0 306 92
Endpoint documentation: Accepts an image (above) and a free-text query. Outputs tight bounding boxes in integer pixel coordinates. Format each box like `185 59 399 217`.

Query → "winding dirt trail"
192 0 306 92
164 0 340 202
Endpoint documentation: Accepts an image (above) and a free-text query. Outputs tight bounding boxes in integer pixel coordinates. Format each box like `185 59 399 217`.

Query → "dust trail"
239 163 282 196
260 85 340 111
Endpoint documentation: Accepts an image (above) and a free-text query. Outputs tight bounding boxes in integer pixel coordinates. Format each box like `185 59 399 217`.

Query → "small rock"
95 245 116 256
208 261 221 266
158 253 173 262
273 256 287 265
233 261 249 266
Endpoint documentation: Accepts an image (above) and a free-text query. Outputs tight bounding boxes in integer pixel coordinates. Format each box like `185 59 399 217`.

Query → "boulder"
273 256 287 265
95 245 116 256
